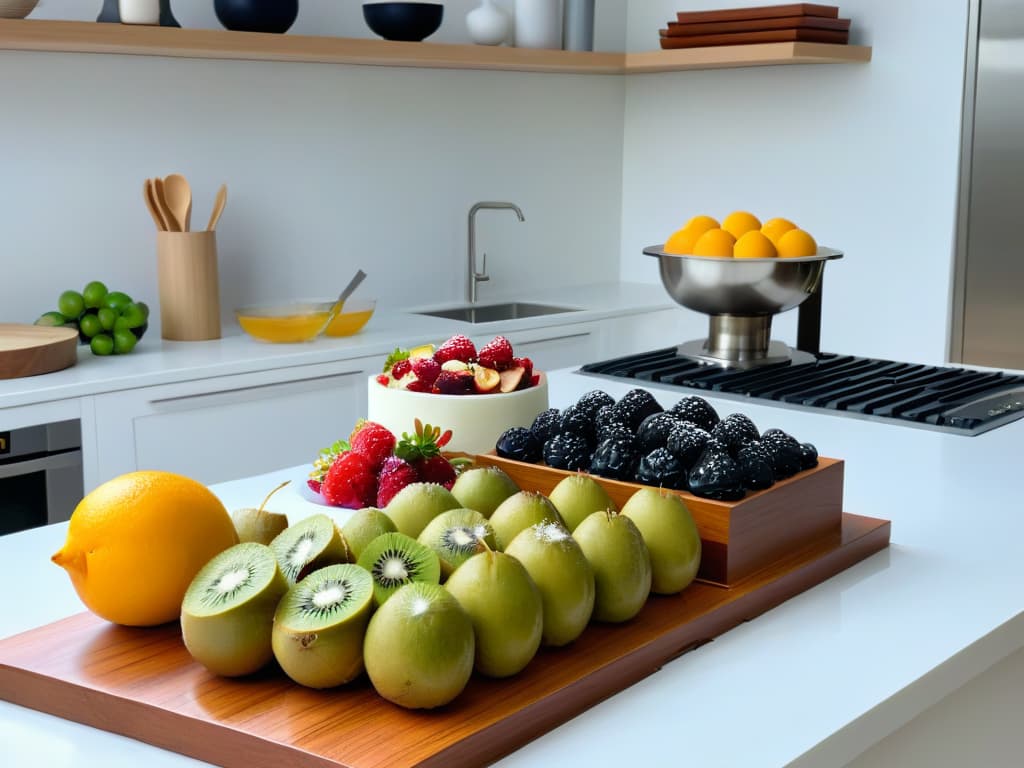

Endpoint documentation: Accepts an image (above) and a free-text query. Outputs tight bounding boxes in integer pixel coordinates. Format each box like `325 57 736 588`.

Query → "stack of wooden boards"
659 3 850 49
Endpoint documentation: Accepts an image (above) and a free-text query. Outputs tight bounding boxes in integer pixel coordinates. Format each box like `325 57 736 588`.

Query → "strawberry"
375 374 390 387
410 357 441 386
376 455 419 507
390 359 412 379
416 455 457 489
478 335 514 371
321 451 377 508
434 334 477 365
349 420 396 472
405 378 432 393
308 438 350 490
307 478 322 494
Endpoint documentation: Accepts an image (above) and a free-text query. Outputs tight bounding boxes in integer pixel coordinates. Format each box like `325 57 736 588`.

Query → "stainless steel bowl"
643 245 843 316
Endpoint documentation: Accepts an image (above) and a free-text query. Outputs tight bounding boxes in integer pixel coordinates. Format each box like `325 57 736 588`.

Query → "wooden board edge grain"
416 513 890 767
624 42 871 73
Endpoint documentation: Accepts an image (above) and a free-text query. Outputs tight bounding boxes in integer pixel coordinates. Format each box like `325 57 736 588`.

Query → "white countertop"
0 282 673 411
3 368 1023 768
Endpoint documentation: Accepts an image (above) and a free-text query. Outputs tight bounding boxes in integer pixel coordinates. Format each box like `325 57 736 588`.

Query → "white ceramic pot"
119 0 160 25
466 0 511 46
514 0 561 49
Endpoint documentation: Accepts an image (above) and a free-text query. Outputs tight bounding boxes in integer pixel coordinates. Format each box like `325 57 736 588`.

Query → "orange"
761 217 797 245
722 211 762 239
684 214 720 232
664 216 718 254
776 228 818 258
692 228 736 258
52 471 238 626
734 231 777 258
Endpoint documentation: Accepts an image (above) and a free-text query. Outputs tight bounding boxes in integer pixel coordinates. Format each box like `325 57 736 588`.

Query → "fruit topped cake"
367 334 549 455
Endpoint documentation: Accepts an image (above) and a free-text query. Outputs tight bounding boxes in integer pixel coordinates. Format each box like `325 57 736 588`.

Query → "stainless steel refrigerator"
952 0 1024 369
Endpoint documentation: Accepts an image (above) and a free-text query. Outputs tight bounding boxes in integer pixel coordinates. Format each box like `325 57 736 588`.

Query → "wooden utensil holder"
156 231 221 341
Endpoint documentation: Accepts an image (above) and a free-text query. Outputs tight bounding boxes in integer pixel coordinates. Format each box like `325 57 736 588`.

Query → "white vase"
118 0 159 25
514 0 561 50
467 0 511 46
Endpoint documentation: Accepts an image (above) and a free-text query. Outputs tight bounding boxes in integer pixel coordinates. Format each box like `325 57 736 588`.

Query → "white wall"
2 1 627 327
620 0 969 365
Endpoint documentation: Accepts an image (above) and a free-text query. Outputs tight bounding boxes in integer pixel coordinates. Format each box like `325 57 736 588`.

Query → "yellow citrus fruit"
761 217 797 245
665 216 718 254
51 471 238 627
684 214 720 232
692 228 736 258
776 228 818 258
722 211 762 239
734 231 778 258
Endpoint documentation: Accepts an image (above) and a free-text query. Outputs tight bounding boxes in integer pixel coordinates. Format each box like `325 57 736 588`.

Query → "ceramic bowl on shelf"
214 0 299 34
0 0 39 19
235 299 375 343
362 2 444 42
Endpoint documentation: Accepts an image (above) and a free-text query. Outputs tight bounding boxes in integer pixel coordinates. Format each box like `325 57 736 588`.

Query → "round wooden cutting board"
0 324 79 380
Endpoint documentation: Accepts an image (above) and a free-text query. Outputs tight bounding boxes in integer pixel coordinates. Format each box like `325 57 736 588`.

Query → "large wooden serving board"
0 514 889 768
0 323 78 379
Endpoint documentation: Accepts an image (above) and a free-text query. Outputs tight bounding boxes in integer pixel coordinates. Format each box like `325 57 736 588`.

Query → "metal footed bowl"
643 245 843 317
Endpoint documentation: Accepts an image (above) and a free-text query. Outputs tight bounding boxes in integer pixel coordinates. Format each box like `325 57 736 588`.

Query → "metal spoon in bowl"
319 270 367 337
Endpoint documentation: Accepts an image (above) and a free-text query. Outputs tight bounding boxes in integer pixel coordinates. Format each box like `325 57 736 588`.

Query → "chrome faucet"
468 201 525 304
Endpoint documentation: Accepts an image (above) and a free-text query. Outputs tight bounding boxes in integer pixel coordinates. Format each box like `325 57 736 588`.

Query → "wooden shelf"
0 19 870 75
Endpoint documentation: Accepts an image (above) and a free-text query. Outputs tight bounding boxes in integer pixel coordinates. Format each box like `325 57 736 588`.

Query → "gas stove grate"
579 349 1024 435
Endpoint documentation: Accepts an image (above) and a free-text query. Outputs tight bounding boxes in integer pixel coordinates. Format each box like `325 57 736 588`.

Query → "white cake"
366 373 549 455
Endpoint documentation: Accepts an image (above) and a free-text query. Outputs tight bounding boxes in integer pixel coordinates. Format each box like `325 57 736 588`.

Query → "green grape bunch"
35 281 149 357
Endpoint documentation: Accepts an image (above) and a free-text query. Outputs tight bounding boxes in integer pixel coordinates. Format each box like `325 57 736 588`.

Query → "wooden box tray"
0 514 889 768
475 453 844 587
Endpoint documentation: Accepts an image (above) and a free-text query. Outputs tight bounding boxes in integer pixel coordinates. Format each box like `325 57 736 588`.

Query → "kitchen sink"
413 302 580 323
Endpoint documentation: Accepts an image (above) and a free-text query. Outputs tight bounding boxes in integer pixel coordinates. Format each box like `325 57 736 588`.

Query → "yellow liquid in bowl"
238 313 329 343
325 309 374 337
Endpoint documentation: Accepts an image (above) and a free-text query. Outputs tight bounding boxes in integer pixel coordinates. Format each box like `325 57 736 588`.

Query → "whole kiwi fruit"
231 480 290 545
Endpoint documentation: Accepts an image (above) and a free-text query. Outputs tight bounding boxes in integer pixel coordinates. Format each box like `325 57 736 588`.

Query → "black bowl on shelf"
214 0 299 34
362 2 444 42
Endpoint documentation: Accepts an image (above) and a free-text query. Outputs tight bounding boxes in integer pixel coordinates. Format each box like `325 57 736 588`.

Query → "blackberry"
736 441 775 491
543 433 592 472
594 405 631 442
670 396 720 432
760 429 803 479
495 427 542 463
636 412 682 455
711 413 761 457
635 448 686 490
560 402 597 445
575 390 616 418
687 439 746 501
589 435 640 481
665 422 710 470
530 408 562 445
799 442 819 470
613 388 664 431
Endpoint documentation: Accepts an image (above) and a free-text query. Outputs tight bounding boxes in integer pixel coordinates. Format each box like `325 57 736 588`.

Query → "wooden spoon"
143 179 168 231
152 177 180 232
163 173 193 232
206 184 228 232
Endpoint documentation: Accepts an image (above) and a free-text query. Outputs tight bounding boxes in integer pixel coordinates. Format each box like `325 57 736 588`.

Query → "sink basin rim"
411 301 582 323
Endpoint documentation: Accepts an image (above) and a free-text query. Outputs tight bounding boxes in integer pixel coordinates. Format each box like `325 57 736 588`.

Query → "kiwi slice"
270 513 349 584
356 532 441 606
271 563 374 689
232 480 290 545
417 508 497 578
181 542 289 677
341 507 397 562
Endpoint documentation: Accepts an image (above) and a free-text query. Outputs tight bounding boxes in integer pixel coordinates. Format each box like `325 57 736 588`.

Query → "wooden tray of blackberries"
488 389 844 586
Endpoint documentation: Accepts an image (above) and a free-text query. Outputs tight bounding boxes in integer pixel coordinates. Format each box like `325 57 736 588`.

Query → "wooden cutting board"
676 3 840 23
0 324 78 380
660 27 848 48
0 513 889 768
665 15 851 35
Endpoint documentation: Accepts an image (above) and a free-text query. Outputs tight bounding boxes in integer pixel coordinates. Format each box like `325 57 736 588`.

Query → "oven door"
0 423 84 535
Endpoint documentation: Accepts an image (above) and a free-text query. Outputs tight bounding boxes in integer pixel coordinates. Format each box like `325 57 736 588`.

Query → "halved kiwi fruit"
356 532 441 606
341 507 397 562
181 542 289 677
270 513 349 584
271 563 374 689
417 508 497 578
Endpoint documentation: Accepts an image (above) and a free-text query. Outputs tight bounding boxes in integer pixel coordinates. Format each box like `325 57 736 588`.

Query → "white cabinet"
87 359 374 490
504 321 603 371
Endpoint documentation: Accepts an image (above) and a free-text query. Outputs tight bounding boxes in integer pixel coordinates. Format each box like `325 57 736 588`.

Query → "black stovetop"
579 348 1024 435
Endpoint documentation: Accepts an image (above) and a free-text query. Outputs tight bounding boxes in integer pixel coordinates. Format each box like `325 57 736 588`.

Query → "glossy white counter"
2 368 1023 767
